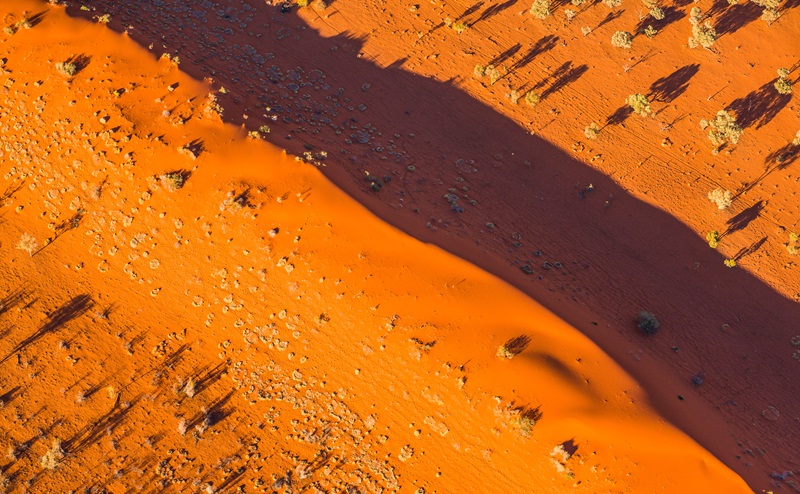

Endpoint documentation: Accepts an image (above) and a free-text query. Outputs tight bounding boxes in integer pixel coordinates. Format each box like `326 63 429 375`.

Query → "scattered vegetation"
603 0 623 8
636 311 660 335
707 188 732 210
786 232 799 255
95 13 111 24
753 0 781 25
161 171 188 191
17 233 38 256
644 25 658 38
627 93 652 116
584 123 600 139
56 60 78 77
496 335 531 359
525 91 541 107
707 230 721 248
700 110 743 149
40 439 65 470
724 258 737 268
650 7 665 20
775 68 793 95
688 8 717 49
611 30 633 49
530 0 552 19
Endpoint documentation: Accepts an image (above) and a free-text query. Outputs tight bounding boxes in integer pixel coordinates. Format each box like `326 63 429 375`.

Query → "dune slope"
0 2 754 493
51 0 800 490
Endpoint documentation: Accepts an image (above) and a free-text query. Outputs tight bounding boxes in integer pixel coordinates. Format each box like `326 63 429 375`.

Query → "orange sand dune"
57 0 800 490
0 1 753 492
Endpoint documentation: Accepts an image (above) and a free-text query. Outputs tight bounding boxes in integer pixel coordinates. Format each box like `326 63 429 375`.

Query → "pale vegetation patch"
627 93 652 116
17 233 38 256
707 188 732 210
40 439 65 470
700 110 743 147
530 0 552 19
611 30 633 48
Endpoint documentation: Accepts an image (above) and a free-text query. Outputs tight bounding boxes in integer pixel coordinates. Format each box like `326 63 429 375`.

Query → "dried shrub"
636 311 660 335
40 439 65 470
611 30 633 48
17 233 38 256
627 93 652 116
701 110 743 147
56 61 77 77
525 91 541 107
707 188 732 210
584 123 600 139
707 230 720 248
530 0 552 19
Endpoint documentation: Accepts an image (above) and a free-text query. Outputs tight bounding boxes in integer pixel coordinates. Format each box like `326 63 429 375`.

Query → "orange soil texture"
0 0 796 493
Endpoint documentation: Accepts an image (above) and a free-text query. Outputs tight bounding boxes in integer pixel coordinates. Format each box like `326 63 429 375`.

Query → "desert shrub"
611 30 633 48
530 0 552 19
313 0 328 8
474 64 486 78
706 230 720 248
511 409 539 437
707 188 732 209
727 0 738 3
603 0 623 7
581 26 592 36
636 311 660 335
40 439 65 470
161 171 187 190
96 13 111 23
17 233 38 256
644 25 658 38
786 232 799 255
572 0 586 5
793 130 800 146
584 123 600 139
451 21 468 33
485 65 502 84
56 60 77 77
510 89 521 104
565 9 577 21
689 24 717 48
627 93 652 116
775 76 792 95
650 7 665 19
701 110 743 147
778 67 790 79
724 258 737 268
752 0 779 7
642 0 659 8
761 8 780 24
296 0 310 6
525 91 541 106
497 344 516 359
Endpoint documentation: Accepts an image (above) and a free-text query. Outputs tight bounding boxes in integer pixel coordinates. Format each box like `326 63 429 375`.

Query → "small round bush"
636 311 660 335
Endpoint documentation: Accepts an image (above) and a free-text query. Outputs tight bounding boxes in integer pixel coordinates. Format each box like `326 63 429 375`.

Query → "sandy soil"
0 0 796 492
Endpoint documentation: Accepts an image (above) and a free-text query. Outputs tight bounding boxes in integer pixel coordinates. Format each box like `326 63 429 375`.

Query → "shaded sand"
0 2 752 492
59 0 800 490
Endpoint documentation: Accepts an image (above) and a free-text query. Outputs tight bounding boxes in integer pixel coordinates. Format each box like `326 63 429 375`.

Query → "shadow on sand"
66 1 799 489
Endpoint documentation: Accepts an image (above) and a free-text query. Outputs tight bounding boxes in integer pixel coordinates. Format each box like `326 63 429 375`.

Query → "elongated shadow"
1 294 93 364
649 64 699 103
727 81 792 129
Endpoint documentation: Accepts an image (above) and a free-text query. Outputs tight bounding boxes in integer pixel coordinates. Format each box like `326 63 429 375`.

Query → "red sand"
1 0 798 491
